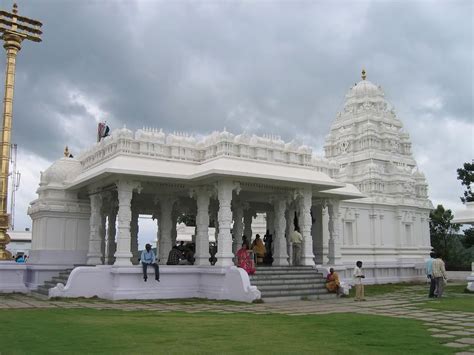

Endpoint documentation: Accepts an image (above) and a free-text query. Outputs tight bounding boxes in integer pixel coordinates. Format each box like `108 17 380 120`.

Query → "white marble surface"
49 265 261 302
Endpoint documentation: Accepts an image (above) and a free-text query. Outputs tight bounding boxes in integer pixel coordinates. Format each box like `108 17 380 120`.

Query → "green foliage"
457 162 474 203
0 310 455 354
176 213 196 226
462 227 474 249
429 205 461 261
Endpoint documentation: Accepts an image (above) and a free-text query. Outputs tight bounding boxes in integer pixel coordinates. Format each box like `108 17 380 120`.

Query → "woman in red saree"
236 242 256 275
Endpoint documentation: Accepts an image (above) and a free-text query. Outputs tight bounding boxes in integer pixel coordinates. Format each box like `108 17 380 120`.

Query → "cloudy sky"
1 0 472 246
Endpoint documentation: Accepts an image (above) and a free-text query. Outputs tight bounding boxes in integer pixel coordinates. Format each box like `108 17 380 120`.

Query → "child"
353 260 366 301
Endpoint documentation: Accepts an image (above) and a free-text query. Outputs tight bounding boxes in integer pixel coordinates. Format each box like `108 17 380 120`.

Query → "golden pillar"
0 4 42 260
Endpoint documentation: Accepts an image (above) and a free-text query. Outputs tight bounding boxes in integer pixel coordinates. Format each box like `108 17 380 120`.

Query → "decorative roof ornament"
361 69 367 80
64 146 70 157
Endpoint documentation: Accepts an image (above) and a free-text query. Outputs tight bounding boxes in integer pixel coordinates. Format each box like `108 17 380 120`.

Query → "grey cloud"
0 0 472 228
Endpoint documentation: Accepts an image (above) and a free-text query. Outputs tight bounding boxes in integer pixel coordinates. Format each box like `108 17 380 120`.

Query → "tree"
462 227 474 249
177 213 196 227
429 204 461 260
457 162 474 203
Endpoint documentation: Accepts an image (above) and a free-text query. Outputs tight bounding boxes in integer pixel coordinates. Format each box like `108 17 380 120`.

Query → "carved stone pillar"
285 206 295 264
100 214 107 264
299 187 315 266
327 199 342 265
232 202 244 254
171 211 178 246
158 196 174 265
114 180 141 266
195 188 212 265
130 207 139 265
273 198 289 266
87 193 103 265
243 208 254 241
311 204 324 265
106 204 117 265
215 180 234 266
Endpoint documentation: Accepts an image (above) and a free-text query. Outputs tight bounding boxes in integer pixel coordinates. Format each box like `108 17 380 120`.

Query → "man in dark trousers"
141 243 160 282
425 252 436 298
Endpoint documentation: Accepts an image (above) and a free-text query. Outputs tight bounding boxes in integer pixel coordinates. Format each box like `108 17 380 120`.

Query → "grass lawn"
0 309 454 355
347 282 421 297
416 284 474 312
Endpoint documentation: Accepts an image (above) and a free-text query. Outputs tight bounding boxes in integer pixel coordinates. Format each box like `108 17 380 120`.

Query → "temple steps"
31 268 74 297
250 266 335 302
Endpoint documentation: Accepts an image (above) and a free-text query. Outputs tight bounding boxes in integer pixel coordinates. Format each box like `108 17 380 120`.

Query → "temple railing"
77 128 337 175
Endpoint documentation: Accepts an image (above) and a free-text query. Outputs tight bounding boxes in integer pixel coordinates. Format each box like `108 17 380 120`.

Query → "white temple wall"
336 201 431 265
28 189 91 266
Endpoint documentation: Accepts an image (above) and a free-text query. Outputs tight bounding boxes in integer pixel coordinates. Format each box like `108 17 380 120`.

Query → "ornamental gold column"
0 4 42 260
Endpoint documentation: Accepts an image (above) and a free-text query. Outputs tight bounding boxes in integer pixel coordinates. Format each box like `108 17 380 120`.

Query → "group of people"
235 232 275 275
140 241 196 282
13 253 27 263
426 252 448 298
324 253 449 301
166 241 195 266
325 260 366 301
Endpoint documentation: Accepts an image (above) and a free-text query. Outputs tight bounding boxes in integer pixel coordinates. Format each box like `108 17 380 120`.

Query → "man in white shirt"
141 243 160 282
289 228 303 266
353 260 365 301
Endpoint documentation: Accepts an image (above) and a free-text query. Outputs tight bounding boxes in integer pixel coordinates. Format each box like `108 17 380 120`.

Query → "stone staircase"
32 268 74 297
250 266 335 302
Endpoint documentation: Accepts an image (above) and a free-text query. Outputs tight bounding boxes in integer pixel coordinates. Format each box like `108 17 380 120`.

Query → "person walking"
141 243 160 282
425 252 436 298
432 256 448 298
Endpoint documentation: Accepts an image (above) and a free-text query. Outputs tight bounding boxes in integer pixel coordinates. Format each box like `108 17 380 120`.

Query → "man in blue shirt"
426 252 436 298
141 243 159 282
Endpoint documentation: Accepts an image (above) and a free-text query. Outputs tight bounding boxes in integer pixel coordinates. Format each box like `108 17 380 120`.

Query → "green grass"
348 282 422 297
0 309 454 355
415 284 474 312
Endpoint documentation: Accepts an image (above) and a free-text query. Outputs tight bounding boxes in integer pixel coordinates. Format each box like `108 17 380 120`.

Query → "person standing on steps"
289 228 303 266
141 243 160 282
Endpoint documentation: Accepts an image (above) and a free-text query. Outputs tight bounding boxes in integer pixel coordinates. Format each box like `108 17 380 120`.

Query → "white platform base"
0 262 28 293
49 265 261 303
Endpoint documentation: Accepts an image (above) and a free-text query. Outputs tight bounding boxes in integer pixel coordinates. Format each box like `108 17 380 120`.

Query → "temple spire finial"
361 69 367 80
64 146 69 157
12 3 18 14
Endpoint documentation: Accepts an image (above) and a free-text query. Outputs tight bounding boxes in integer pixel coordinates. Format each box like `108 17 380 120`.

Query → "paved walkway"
1 284 473 354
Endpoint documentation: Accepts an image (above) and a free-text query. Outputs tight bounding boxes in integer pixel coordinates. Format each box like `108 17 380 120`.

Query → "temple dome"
40 157 82 187
347 79 383 99
344 70 385 103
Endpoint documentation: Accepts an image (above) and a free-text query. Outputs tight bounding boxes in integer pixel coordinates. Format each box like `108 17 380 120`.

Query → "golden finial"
12 3 18 14
64 146 69 157
361 69 367 80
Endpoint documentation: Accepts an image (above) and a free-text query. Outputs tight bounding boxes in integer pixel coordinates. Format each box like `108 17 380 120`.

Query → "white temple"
0 71 433 301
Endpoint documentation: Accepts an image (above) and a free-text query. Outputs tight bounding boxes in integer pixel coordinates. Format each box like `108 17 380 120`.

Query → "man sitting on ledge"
167 245 184 265
141 243 160 282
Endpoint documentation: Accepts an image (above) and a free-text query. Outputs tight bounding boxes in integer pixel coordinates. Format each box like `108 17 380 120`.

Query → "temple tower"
324 70 430 207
